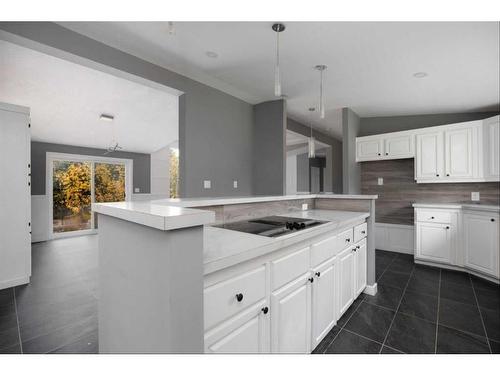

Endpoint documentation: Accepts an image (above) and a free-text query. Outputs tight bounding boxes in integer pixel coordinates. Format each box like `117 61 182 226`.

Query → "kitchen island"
92 194 377 353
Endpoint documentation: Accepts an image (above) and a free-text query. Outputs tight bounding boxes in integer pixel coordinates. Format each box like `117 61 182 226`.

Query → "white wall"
150 146 170 196
286 154 297 195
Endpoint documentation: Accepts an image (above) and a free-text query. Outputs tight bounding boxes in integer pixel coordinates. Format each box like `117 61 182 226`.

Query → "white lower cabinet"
464 212 500 279
355 239 367 296
338 247 355 316
311 258 336 348
271 273 312 353
204 300 269 353
415 222 453 264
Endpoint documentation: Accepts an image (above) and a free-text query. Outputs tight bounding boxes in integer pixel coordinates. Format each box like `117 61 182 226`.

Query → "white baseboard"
363 283 377 296
0 276 30 290
375 222 414 255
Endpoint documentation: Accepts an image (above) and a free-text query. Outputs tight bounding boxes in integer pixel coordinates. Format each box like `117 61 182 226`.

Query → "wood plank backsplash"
361 159 500 225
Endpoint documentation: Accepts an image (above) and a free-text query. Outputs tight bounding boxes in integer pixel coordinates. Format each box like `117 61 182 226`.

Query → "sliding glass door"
48 153 132 238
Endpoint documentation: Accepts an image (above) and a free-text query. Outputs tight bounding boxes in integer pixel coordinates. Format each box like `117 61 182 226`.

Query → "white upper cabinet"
444 126 476 179
483 115 500 180
415 131 444 181
356 137 384 161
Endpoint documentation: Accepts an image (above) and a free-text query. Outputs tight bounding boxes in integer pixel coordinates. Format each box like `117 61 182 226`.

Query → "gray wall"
342 108 361 194
287 117 343 193
296 153 310 192
31 141 150 195
253 100 286 195
0 22 254 198
359 111 499 136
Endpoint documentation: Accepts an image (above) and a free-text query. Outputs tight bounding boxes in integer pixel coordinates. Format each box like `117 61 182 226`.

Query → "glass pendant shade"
275 64 281 97
308 137 316 158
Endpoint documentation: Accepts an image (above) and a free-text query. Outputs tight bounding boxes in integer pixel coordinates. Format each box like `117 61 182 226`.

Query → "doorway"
47 152 132 238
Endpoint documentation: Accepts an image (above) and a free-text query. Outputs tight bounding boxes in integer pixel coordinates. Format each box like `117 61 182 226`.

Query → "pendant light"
314 65 327 119
308 107 316 159
272 23 285 97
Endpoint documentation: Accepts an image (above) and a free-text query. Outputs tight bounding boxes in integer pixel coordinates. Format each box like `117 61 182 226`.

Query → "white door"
415 222 452 264
464 213 500 278
415 131 444 181
205 300 269 353
355 240 367 296
311 259 336 349
356 138 384 161
384 134 414 159
338 247 355 316
271 274 311 353
444 127 474 179
484 117 500 180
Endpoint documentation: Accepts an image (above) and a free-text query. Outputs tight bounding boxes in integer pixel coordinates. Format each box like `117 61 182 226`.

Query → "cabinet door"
311 259 336 349
271 274 311 353
384 134 414 159
445 127 474 179
205 300 269 353
483 117 500 180
338 247 355 316
415 131 444 181
355 240 367 297
356 138 384 161
415 222 452 264
464 213 499 278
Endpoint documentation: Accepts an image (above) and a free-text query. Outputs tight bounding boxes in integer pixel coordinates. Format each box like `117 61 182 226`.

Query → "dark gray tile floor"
314 250 500 354
1 238 499 354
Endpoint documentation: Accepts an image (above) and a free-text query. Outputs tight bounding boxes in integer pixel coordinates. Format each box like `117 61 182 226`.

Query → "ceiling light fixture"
99 114 114 122
272 23 286 97
308 107 316 159
205 51 218 58
413 72 428 78
315 65 327 119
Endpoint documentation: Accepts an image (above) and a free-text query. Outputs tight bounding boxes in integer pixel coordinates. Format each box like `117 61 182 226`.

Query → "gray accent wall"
296 153 310 192
253 100 286 195
287 117 343 193
342 108 361 194
31 141 151 195
359 112 499 136
0 22 254 198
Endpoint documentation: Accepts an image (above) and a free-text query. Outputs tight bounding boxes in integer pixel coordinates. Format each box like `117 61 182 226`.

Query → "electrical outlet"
233 180 238 189
302 203 308 211
134 187 140 193
203 180 211 189
377 178 384 186
471 192 480 201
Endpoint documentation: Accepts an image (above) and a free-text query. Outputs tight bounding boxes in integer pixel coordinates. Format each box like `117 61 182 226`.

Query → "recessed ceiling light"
413 72 428 78
100 114 114 122
205 51 218 58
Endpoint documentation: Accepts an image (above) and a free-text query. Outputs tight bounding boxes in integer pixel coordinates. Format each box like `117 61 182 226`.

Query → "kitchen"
0 9 499 374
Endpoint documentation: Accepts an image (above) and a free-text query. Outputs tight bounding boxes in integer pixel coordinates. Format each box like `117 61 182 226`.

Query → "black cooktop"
216 215 327 238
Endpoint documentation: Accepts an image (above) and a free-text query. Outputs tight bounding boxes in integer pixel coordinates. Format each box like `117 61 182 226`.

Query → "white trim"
375 222 414 254
363 283 378 296
0 276 30 290
414 259 499 285
46 151 133 239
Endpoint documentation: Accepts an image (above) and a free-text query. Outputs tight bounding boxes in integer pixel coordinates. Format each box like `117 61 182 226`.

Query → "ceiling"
0 40 179 154
286 130 329 157
58 22 499 139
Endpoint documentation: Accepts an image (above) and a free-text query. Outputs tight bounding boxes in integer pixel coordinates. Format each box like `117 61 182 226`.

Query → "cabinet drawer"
204 266 266 330
337 228 354 250
353 222 367 243
271 247 310 290
311 235 337 267
416 210 451 224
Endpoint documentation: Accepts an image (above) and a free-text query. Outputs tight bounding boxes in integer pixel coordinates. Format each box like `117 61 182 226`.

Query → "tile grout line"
343 327 385 346
433 269 441 354
12 288 23 354
379 263 416 353
469 273 492 354
375 253 399 284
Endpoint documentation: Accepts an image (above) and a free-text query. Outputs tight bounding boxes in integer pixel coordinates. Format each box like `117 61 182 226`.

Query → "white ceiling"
58 22 499 139
0 40 179 154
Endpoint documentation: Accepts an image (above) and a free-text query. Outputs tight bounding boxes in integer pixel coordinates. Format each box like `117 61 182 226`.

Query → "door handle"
315 272 321 277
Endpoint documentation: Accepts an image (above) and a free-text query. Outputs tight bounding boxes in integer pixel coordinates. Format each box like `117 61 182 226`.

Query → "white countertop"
412 203 500 212
203 209 369 274
152 194 378 208
91 201 215 230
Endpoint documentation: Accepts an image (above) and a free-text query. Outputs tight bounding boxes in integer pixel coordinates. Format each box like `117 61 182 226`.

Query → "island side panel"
98 214 204 353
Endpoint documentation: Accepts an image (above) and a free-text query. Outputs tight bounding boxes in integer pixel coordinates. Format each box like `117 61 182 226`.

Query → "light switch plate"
233 180 238 189
203 180 211 189
471 192 480 201
134 187 140 193
378 178 384 186
302 203 308 211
